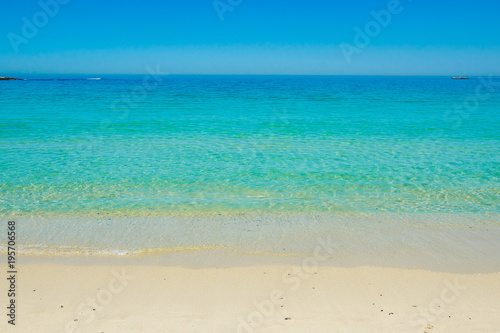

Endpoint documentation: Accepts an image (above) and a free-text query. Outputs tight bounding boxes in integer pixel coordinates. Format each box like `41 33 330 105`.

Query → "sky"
0 0 499 75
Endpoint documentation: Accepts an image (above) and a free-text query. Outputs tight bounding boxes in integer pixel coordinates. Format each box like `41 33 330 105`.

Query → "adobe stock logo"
213 0 243 21
7 0 71 54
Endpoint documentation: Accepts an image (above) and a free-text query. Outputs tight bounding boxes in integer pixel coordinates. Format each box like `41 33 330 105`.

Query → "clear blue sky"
1 0 499 75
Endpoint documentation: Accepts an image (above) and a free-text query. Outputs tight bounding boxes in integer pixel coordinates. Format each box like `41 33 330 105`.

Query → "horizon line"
2 74 491 77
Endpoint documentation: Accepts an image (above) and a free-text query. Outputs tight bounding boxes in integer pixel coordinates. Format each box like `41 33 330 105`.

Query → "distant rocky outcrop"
0 77 21 80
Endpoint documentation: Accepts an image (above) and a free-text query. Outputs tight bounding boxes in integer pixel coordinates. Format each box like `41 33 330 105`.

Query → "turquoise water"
1 75 499 216
1 76 500 264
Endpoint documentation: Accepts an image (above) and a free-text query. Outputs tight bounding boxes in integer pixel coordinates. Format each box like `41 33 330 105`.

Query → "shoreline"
4 253 500 333
4 212 500 273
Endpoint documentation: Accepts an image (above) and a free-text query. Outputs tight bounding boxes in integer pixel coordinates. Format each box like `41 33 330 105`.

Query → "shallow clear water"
1 76 500 261
1 75 499 216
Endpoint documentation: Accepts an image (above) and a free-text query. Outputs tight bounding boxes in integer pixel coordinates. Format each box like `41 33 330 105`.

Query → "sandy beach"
2 0 500 331
2 252 500 333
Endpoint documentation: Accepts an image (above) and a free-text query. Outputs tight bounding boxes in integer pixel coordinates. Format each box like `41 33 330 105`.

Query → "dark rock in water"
0 77 21 80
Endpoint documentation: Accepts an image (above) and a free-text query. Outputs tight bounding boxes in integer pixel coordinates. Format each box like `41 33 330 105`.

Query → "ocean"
1 75 499 269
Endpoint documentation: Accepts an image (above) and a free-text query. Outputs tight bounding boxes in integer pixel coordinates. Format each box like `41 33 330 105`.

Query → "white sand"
3 253 500 333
